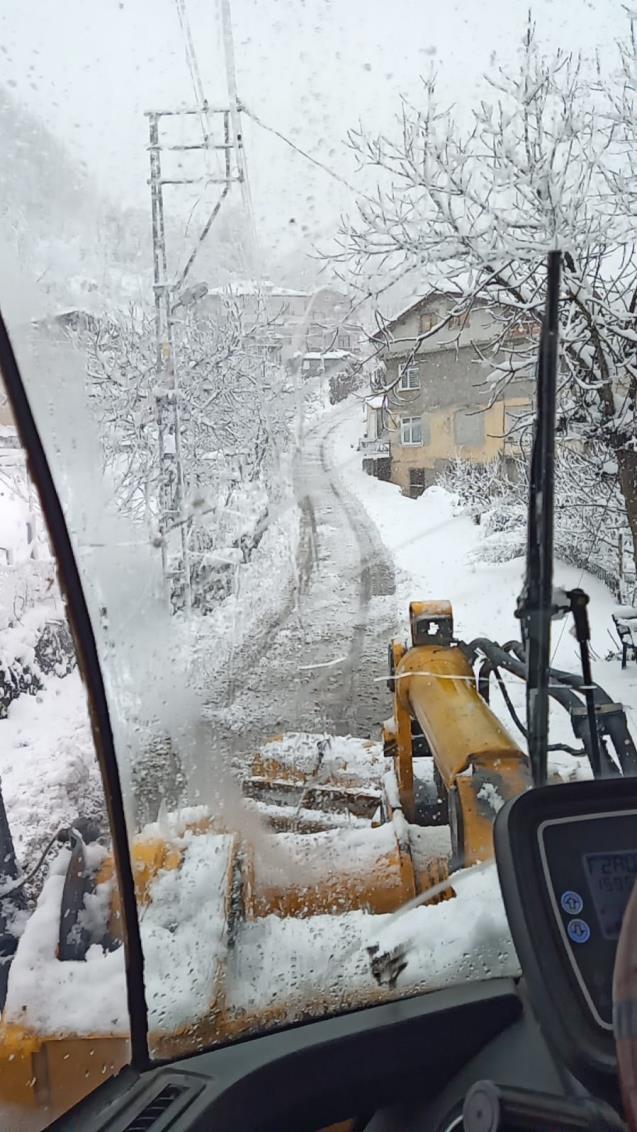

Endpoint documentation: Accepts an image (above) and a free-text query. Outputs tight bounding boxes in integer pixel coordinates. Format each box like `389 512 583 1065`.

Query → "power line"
173 0 207 130
241 102 367 198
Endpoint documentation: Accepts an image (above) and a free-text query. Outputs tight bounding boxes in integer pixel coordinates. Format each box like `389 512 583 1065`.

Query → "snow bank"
226 859 518 1020
4 856 128 1036
142 830 233 1035
5 827 235 1039
330 402 637 776
0 670 103 861
194 489 301 701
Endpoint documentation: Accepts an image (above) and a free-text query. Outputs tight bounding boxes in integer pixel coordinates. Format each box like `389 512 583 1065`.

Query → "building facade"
367 294 535 496
202 281 358 367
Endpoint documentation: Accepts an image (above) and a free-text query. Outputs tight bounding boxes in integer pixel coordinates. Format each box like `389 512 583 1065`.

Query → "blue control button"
560 890 584 916
567 918 591 944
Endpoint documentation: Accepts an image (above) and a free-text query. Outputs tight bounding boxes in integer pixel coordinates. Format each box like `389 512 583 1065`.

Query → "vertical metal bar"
219 0 245 187
224 110 231 182
219 0 257 265
148 114 170 586
568 588 603 777
148 114 192 610
148 115 164 377
170 353 192 614
520 250 561 787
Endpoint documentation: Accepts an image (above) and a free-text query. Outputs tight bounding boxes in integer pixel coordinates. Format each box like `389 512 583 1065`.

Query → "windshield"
1 0 637 1127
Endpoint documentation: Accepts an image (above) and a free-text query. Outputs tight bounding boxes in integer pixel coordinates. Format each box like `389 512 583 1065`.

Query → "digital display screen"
583 851 637 940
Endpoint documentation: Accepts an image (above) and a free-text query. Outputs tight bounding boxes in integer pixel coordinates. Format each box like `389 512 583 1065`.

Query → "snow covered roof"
303 350 351 360
371 288 490 340
207 279 309 299
365 395 385 410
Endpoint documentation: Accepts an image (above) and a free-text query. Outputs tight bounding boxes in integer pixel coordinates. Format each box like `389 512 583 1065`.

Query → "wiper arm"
516 251 561 788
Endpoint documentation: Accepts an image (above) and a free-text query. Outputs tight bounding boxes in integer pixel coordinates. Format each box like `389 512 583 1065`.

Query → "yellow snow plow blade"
0 601 529 1123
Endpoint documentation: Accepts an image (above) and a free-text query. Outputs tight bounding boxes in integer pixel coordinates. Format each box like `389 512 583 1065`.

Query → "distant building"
359 394 391 480
300 350 353 381
367 293 535 497
201 280 359 367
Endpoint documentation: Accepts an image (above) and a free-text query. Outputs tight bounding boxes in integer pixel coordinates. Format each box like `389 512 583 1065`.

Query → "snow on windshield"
0 0 636 1126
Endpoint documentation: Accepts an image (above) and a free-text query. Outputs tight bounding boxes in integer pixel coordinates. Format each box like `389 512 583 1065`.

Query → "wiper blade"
516 251 561 788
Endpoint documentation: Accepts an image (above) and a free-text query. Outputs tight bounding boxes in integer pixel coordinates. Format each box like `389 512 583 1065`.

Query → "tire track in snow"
317 421 395 728
198 406 399 785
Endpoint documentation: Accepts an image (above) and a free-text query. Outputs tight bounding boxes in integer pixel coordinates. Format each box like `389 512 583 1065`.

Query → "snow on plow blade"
243 734 385 831
0 602 527 1122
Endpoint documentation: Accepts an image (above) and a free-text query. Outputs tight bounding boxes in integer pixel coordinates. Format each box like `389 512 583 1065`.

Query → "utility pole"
145 0 255 611
145 104 242 611
219 0 256 242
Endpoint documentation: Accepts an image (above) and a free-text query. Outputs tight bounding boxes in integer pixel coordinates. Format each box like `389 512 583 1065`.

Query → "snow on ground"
226 858 516 1020
5 392 637 1072
330 401 637 779
0 669 104 861
192 489 301 702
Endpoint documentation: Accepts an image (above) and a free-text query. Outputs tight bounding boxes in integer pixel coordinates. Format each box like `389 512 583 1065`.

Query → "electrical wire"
173 0 208 139
241 102 368 198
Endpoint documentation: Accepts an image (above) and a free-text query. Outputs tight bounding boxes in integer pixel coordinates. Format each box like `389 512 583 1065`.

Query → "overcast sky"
0 0 629 266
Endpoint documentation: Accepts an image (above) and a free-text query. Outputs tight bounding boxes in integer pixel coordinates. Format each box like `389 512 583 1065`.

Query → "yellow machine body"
388 601 530 864
0 600 532 1125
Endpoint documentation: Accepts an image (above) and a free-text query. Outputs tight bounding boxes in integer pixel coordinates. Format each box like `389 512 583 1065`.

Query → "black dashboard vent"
122 1083 188 1131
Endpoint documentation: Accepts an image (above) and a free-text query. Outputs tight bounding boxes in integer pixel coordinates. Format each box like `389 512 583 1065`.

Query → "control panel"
494 777 637 1093
540 812 637 1029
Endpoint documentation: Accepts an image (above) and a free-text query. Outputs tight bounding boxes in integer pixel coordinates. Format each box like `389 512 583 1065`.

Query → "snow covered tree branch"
80 297 291 611
331 17 637 566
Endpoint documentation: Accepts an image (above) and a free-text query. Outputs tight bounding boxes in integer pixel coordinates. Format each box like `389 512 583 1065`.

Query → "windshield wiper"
516 251 561 788
517 251 606 786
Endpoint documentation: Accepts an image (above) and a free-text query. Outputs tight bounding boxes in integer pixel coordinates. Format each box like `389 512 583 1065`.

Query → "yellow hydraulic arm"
385 601 531 865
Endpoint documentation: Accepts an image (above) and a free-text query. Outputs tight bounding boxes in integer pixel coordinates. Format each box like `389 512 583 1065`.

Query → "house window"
419 311 439 334
400 416 423 446
398 364 420 390
409 468 430 498
448 313 468 330
507 317 539 340
454 409 485 447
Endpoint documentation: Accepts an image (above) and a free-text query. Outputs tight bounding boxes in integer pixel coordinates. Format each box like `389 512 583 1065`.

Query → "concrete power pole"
146 102 243 611
146 0 255 611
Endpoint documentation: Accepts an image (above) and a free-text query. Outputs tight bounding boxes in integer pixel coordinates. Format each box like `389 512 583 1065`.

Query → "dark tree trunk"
617 447 637 576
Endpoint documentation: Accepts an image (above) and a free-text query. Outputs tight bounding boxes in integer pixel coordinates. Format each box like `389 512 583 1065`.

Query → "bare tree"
332 19 637 563
83 297 291 610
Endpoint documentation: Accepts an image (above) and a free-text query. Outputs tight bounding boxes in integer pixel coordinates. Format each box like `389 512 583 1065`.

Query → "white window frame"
400 415 423 446
399 364 420 391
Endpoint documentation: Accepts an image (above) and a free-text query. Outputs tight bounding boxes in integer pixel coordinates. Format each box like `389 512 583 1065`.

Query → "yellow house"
369 293 535 496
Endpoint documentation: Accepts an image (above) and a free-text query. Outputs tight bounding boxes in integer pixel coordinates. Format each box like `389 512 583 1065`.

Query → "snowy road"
200 404 400 783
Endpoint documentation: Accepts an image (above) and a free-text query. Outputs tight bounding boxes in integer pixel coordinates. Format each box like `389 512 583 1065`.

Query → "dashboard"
52 778 637 1131
494 776 637 1099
